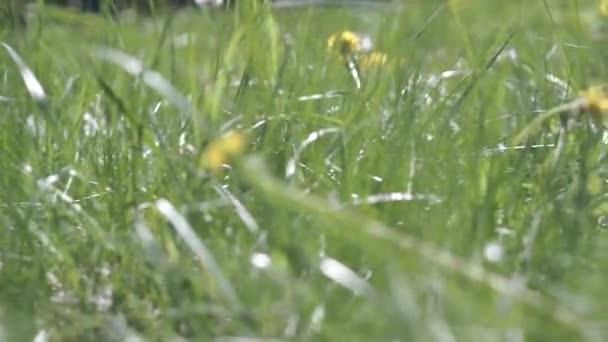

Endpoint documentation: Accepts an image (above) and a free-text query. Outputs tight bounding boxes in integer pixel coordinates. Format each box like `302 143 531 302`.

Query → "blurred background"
2 0 395 14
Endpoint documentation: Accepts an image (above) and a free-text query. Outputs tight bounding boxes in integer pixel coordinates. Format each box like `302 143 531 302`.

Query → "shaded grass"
1 1 608 340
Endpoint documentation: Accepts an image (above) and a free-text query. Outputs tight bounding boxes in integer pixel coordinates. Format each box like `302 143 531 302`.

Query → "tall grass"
1 1 608 340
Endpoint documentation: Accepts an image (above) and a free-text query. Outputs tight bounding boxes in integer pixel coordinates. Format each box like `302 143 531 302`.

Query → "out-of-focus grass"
1 0 608 340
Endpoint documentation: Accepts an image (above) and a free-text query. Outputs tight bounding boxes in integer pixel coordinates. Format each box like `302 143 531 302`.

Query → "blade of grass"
1 42 47 103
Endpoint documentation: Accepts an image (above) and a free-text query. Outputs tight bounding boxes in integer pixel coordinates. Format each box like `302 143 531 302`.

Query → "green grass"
2 0 608 340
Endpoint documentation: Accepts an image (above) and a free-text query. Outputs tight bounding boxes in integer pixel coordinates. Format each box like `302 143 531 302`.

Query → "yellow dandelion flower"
200 130 247 173
359 52 407 71
601 0 608 16
579 85 608 115
327 31 372 56
512 85 608 145
358 52 389 69
204 146 226 171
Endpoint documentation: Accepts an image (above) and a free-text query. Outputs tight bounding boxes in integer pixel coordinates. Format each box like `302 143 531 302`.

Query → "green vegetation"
1 1 608 340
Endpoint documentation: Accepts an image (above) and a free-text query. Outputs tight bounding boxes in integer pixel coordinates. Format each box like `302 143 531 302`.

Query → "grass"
1 0 608 340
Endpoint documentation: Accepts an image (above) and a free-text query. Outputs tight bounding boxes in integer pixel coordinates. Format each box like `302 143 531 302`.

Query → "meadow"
1 0 608 340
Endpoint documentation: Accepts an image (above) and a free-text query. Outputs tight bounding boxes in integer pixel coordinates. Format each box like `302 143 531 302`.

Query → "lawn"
1 0 608 340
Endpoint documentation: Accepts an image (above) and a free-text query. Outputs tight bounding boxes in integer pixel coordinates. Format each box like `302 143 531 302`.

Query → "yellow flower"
579 85 608 115
327 31 372 56
601 0 608 16
200 130 247 173
327 30 405 87
511 85 608 145
358 52 388 69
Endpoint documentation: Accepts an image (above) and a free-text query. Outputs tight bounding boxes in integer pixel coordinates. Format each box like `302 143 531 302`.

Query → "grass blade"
1 42 47 103
155 198 241 309
92 47 191 116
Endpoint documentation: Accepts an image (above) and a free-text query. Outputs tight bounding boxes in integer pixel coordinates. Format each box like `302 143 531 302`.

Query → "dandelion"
579 85 608 115
601 0 608 16
326 30 406 89
512 85 608 145
326 31 404 68
358 52 389 69
199 130 247 173
326 30 405 85
327 31 373 56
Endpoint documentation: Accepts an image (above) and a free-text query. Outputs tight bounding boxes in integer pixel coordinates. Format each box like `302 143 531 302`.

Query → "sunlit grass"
1 1 608 341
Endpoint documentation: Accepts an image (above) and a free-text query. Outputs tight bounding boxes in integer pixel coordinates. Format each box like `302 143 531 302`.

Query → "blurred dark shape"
83 0 100 11
0 1 27 28
40 0 394 13
59 0 193 13
67 0 100 11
